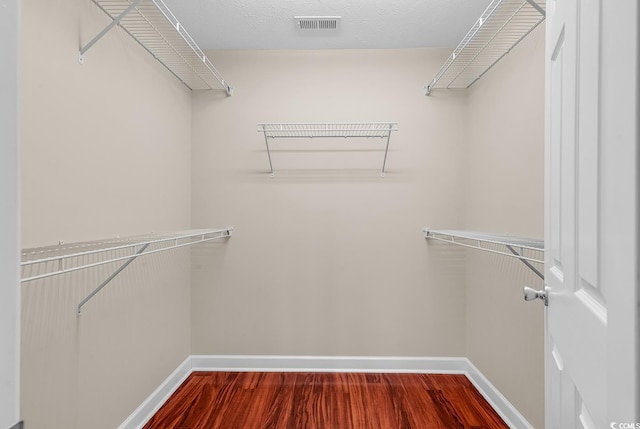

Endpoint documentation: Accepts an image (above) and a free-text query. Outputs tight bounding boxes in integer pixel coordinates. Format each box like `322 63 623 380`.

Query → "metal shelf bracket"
76 243 149 316
525 0 546 17
78 0 142 64
506 244 544 279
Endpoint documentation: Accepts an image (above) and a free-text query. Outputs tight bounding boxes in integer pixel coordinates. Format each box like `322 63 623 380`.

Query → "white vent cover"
295 16 341 32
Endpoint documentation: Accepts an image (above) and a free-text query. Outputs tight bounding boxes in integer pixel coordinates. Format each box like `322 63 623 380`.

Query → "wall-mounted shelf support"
424 228 543 279
80 0 233 95
425 0 545 95
21 228 233 314
76 243 149 315
525 0 546 17
381 128 393 177
78 0 142 64
257 122 398 177
505 244 543 279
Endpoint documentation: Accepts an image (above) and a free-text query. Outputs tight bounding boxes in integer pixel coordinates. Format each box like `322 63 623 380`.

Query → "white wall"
190 48 469 357
21 1 192 247
20 0 193 427
0 0 21 427
189 46 545 424
465 25 545 428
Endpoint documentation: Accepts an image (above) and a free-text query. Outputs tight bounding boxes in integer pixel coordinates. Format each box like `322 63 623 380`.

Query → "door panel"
545 0 638 427
545 0 607 427
576 0 600 299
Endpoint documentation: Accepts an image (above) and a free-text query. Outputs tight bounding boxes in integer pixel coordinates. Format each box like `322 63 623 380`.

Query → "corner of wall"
462 24 546 429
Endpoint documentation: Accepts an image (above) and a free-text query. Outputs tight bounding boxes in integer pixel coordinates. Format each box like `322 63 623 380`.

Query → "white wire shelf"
258 123 398 139
21 228 233 282
80 0 233 95
20 227 233 315
425 0 545 95
257 122 399 177
424 228 544 278
21 228 233 314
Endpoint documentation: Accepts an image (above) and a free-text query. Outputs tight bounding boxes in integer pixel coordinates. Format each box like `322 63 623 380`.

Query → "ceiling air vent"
295 16 341 33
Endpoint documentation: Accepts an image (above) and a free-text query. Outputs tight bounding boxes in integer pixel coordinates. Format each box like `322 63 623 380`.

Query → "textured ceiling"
161 0 493 50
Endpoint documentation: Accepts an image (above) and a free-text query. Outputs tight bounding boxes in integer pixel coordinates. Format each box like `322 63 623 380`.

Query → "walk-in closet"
2 0 638 428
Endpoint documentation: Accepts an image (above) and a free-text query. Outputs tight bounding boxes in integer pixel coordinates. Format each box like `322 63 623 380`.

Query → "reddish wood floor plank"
143 372 509 429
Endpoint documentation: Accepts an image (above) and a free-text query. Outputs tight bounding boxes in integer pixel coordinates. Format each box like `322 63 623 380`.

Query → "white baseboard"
119 355 532 429
464 359 534 429
117 356 192 429
190 354 470 373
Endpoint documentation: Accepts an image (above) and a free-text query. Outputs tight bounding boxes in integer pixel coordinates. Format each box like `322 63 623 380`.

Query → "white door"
544 0 638 428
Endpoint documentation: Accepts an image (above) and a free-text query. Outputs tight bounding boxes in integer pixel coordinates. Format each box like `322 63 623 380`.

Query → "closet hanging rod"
425 0 545 95
80 0 233 95
424 228 544 279
21 228 233 283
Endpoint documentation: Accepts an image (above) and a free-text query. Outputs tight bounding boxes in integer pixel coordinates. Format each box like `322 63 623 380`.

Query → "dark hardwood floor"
143 371 509 429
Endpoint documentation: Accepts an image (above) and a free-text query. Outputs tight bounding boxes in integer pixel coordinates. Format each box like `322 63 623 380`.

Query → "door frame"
0 0 21 427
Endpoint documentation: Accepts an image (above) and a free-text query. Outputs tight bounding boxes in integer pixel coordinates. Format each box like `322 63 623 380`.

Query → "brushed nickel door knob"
523 286 548 306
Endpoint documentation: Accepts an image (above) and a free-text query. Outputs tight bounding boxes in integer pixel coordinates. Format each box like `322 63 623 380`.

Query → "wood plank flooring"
143 372 509 429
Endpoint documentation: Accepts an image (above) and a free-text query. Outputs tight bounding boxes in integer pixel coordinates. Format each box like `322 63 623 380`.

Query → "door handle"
523 286 548 306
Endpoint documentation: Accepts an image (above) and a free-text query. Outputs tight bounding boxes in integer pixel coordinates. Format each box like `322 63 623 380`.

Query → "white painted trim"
119 355 532 429
190 354 469 373
464 359 534 429
117 357 193 429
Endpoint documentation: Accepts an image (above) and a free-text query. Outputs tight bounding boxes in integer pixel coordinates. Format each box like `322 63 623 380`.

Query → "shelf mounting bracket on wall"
424 228 544 279
79 0 233 95
257 122 398 177
76 243 149 315
78 0 143 64
525 0 546 17
505 244 544 279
